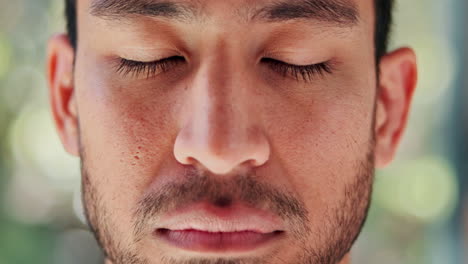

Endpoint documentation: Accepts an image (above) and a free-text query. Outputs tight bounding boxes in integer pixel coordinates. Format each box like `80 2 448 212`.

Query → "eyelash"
116 56 185 79
116 56 333 82
261 58 333 82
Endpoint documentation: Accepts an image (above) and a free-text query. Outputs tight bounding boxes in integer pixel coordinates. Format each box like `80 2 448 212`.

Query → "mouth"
156 228 284 252
153 201 286 253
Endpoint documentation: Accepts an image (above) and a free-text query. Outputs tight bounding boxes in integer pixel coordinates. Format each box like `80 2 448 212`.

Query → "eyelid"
117 47 183 62
261 50 328 66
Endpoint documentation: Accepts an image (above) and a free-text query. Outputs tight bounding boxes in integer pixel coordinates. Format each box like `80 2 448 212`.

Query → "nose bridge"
198 48 245 148
173 43 270 175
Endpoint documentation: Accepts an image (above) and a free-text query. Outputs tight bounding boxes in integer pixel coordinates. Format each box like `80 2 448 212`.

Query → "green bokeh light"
375 157 458 223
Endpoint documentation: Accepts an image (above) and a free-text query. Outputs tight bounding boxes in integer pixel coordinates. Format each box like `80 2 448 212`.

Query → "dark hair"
65 0 394 62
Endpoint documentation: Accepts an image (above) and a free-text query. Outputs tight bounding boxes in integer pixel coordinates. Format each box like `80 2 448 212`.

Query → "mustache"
133 168 310 239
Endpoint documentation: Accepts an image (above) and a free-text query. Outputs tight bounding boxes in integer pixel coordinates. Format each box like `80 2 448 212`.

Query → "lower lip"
155 228 283 252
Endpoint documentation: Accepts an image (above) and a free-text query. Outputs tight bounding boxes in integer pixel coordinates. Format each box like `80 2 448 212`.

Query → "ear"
374 47 418 168
46 34 80 156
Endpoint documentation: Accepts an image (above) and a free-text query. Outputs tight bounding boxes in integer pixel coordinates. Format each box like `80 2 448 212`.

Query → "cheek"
74 62 184 215
268 86 375 207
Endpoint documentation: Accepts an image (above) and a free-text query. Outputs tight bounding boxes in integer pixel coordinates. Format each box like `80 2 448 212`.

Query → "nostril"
185 156 197 165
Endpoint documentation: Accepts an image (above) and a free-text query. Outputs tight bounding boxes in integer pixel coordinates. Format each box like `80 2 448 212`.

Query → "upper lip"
155 202 285 233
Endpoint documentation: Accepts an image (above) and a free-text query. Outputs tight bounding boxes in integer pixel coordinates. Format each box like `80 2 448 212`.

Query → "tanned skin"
47 0 417 263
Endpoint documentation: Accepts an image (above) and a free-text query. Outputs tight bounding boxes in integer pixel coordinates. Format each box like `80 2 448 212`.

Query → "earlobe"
46 34 80 156
374 47 418 168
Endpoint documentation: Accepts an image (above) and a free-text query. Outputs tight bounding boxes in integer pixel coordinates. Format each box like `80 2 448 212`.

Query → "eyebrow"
90 0 196 21
90 0 359 27
253 0 359 27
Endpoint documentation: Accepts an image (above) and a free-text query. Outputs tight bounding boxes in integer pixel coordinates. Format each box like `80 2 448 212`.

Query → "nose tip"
173 129 270 175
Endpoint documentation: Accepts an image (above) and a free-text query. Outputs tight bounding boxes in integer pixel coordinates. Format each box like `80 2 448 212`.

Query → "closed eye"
116 56 185 79
115 55 333 82
262 58 333 82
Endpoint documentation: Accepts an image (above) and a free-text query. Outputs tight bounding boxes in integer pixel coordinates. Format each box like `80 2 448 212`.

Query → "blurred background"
0 0 466 263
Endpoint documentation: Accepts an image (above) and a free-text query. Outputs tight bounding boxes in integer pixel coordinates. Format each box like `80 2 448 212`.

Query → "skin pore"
46 0 417 263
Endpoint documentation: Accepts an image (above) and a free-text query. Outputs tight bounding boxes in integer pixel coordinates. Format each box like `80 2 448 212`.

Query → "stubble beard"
80 140 374 264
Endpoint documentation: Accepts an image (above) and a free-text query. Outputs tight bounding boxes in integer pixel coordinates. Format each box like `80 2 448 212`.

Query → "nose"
173 57 270 175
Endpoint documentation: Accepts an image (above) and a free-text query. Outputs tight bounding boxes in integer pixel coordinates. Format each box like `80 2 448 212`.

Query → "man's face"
46 0 417 263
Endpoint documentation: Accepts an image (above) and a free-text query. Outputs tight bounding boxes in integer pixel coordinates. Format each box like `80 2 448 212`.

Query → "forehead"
78 0 375 28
